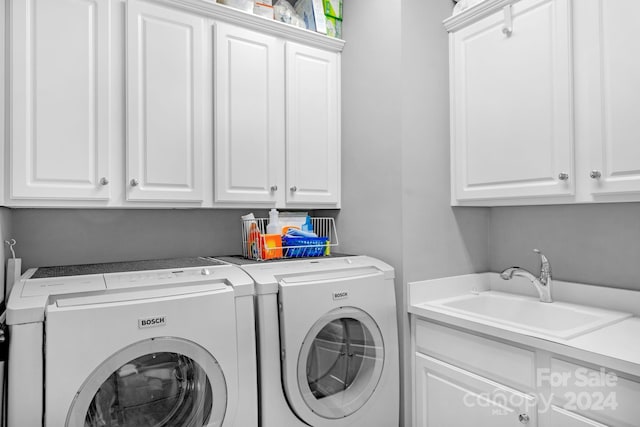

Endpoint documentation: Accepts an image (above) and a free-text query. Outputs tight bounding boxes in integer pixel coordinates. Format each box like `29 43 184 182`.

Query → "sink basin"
424 291 632 339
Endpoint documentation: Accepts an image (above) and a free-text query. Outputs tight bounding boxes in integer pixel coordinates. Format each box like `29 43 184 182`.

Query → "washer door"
66 337 227 427
296 307 384 419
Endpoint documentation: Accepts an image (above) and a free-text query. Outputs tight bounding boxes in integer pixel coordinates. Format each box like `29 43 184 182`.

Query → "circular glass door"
66 338 227 427
296 307 384 419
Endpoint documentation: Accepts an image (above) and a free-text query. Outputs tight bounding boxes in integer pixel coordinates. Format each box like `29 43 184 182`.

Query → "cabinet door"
548 406 608 427
580 0 640 196
414 353 537 427
214 23 285 204
10 0 111 200
450 0 573 203
126 0 206 202
285 42 340 206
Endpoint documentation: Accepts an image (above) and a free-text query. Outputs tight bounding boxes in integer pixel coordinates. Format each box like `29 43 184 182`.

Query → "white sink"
423 291 632 339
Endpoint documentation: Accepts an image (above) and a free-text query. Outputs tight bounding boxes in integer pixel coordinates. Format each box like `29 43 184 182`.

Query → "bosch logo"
333 291 348 300
138 316 167 329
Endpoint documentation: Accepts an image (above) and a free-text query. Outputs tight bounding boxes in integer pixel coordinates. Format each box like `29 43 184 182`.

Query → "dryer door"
296 307 384 419
66 337 227 427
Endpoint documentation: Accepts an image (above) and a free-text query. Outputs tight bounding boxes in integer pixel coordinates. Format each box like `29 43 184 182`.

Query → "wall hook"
5 238 17 259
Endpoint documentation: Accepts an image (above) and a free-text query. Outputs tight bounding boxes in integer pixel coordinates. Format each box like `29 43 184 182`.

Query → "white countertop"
409 273 640 378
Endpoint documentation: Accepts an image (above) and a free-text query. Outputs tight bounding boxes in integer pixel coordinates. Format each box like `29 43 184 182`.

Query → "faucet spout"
500 249 553 303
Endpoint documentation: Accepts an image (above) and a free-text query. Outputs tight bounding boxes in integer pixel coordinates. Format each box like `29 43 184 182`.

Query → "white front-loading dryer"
238 256 399 427
6 258 258 427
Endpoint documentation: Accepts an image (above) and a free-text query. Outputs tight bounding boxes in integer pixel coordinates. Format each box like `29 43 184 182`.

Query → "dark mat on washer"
31 257 226 279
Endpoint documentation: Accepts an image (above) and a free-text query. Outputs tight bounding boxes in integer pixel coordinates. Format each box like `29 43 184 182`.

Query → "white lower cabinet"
415 353 537 426
412 318 640 427
547 407 608 427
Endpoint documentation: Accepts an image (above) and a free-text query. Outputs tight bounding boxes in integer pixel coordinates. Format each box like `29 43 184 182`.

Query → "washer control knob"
201 268 210 276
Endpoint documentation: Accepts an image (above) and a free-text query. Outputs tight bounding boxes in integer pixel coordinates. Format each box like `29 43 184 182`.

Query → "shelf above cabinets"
446 0 640 206
3 0 343 209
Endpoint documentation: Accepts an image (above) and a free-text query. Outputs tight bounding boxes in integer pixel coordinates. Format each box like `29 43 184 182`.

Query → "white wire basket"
241 217 338 261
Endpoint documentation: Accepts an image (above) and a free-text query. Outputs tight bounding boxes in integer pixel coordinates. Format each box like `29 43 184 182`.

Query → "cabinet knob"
270 185 278 192
502 27 513 37
590 170 602 179
290 186 297 192
130 179 139 187
558 172 569 181
99 177 109 186
518 413 530 424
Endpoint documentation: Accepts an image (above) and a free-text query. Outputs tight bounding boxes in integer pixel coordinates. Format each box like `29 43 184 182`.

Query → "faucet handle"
533 249 551 283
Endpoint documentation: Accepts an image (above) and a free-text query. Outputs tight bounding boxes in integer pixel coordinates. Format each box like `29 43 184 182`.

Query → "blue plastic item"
282 235 329 258
302 216 314 232
286 228 317 238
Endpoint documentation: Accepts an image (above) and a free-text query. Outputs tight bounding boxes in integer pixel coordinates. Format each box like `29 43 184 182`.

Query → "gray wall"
400 0 489 283
339 0 490 425
11 209 253 270
489 203 640 290
0 207 12 300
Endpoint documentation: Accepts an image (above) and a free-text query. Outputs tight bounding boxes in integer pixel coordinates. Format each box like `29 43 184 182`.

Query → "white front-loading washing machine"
235 255 399 427
6 257 258 427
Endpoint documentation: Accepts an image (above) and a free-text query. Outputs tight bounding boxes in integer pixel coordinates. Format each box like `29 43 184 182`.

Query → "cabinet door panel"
11 0 111 200
285 42 339 205
548 406 608 427
126 0 205 202
585 0 640 195
415 353 537 427
550 358 640 427
451 0 573 202
214 23 284 204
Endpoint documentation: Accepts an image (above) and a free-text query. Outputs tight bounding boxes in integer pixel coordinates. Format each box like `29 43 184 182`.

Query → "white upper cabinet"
448 0 640 206
214 23 285 205
285 42 340 206
4 0 342 208
214 27 341 208
576 0 640 199
10 0 112 201
448 0 573 204
126 0 207 202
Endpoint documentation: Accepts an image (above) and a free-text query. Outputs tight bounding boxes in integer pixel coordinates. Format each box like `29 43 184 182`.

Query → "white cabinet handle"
270 185 278 192
502 5 513 37
99 177 109 186
590 170 602 179
130 179 139 187
558 172 569 181
290 186 297 192
518 413 530 424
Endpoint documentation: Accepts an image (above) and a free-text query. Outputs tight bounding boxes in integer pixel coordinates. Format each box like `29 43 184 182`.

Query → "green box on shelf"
322 0 342 19
325 15 342 39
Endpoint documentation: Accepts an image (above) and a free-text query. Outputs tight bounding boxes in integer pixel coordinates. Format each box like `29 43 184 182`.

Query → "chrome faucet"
500 249 553 303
